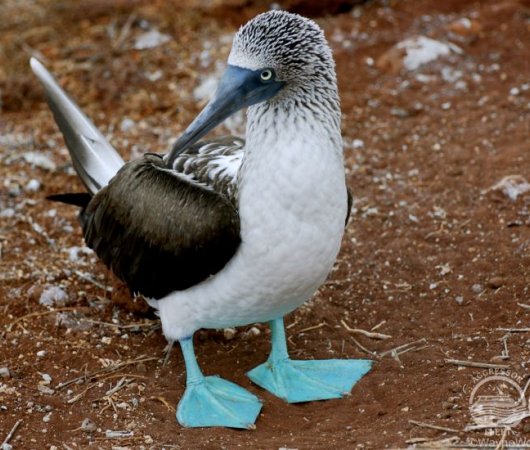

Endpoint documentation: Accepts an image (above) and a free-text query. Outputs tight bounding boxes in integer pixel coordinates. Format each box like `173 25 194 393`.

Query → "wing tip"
29 56 46 79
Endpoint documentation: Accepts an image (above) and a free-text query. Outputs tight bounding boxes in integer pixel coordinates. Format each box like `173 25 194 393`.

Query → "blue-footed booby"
31 10 371 429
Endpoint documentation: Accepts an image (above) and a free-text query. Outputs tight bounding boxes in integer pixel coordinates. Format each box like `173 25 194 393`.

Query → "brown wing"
81 154 240 299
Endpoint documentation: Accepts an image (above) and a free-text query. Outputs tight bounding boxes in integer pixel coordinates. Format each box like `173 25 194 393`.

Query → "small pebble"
471 284 484 294
390 107 410 118
39 286 69 307
120 118 135 132
81 418 97 433
43 412 52 422
223 328 237 340
487 277 504 289
0 208 15 218
455 296 464 305
25 179 41 192
241 326 261 340
38 385 55 395
36 350 47 358
41 373 52 384
352 138 364 149
0 367 10 378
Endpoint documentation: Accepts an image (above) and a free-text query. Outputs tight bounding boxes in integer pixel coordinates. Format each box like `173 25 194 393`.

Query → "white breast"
157 105 347 341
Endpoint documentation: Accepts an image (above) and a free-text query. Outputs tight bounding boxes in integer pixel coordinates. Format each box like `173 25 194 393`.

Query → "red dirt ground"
1 0 530 448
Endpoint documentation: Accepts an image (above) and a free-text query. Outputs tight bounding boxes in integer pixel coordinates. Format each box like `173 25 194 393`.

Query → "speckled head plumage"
228 11 336 88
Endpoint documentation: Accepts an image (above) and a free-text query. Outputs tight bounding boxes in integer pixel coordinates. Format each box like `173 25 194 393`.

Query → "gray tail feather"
30 58 125 195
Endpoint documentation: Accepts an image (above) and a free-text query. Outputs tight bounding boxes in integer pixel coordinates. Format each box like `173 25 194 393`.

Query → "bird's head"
166 11 335 166
229 11 335 90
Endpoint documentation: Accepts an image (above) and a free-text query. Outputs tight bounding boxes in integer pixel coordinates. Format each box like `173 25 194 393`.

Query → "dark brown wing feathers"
80 154 240 299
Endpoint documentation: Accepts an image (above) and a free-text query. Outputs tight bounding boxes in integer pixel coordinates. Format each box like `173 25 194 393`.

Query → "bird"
30 10 372 429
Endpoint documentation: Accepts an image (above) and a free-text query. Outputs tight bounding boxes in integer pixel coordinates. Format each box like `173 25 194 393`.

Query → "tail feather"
46 193 92 208
30 58 125 195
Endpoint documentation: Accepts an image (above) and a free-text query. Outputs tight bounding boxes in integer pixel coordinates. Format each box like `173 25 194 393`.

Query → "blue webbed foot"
247 318 372 403
248 357 371 403
176 337 261 428
177 375 262 429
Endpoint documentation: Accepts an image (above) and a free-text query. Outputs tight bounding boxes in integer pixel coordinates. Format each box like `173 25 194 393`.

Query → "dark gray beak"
165 65 284 167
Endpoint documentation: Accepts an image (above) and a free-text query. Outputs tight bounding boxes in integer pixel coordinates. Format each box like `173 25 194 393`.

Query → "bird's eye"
260 69 274 81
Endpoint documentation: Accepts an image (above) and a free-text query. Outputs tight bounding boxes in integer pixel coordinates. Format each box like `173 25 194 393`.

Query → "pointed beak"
165 65 284 166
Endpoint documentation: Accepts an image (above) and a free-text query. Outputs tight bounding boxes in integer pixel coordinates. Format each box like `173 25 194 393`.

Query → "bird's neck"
244 85 342 163
237 91 346 226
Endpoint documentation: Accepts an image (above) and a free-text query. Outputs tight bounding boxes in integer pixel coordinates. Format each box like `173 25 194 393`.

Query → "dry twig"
7 307 81 331
296 322 327 334
341 319 392 340
74 270 112 292
149 396 175 412
349 336 378 357
444 359 510 370
380 339 428 357
2 419 22 447
82 319 158 330
497 327 530 333
56 356 157 390
409 419 459 433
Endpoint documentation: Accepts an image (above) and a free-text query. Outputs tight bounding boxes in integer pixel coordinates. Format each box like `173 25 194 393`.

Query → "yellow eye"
260 69 273 81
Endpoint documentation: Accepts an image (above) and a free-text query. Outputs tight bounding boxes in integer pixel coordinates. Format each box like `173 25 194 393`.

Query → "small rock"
36 350 47 358
120 118 135 132
223 328 237 340
390 107 410 118
352 138 364 149
487 277 504 289
471 284 484 294
485 175 530 201
0 208 15 218
81 418 97 433
39 286 69 307
40 373 52 384
455 296 464 305
376 36 462 73
1 443 13 450
101 336 112 345
134 29 171 50
447 18 482 39
38 385 55 395
0 367 10 378
241 326 261 340
43 412 52 422
25 179 41 192
23 152 56 171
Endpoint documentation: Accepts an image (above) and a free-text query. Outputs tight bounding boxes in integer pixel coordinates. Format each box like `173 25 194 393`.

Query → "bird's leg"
176 336 262 429
247 317 372 403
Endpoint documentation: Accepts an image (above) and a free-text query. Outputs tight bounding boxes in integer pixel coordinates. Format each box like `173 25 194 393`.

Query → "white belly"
157 112 347 341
